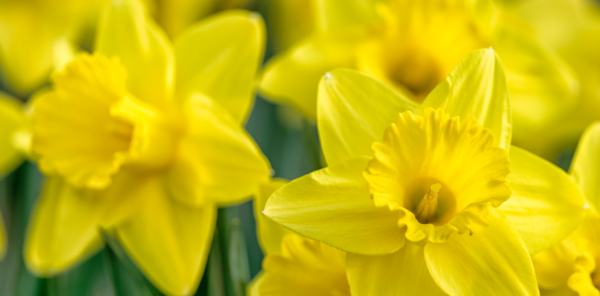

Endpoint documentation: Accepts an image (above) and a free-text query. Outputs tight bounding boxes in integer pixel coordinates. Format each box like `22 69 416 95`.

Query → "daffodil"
532 122 600 296
260 0 578 150
23 1 269 294
0 91 29 259
263 49 586 295
249 179 349 296
498 0 600 160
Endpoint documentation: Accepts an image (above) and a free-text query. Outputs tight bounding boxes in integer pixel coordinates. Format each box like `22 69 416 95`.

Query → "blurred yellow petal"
315 0 379 31
174 11 265 122
96 0 174 108
115 175 216 296
247 272 264 296
263 157 404 255
500 146 586 255
346 242 447 296
317 68 417 166
260 234 348 296
495 28 579 142
0 92 25 178
420 48 512 149
24 172 144 275
147 0 216 38
260 33 359 119
424 212 538 296
570 122 600 212
532 241 578 291
254 179 291 255
268 0 316 51
165 93 270 207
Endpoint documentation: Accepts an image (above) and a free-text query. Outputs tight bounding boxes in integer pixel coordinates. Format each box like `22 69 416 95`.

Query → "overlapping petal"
501 146 586 255
419 48 512 149
115 175 216 296
570 122 600 212
314 0 379 31
424 212 538 296
174 11 265 122
164 93 270 207
254 179 291 255
263 157 404 255
346 242 447 296
0 92 26 178
317 68 417 166
96 0 174 108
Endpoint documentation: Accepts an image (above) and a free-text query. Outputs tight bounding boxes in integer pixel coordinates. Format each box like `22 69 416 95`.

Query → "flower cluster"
0 0 599 295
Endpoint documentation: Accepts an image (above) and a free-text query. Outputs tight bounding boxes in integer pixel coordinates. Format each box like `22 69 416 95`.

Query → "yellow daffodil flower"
249 179 349 296
260 0 578 151
0 91 29 259
23 1 269 294
499 0 600 160
532 122 600 296
263 49 586 295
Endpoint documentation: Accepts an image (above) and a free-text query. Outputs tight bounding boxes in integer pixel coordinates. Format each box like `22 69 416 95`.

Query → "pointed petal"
255 179 292 255
501 146 586 254
420 48 512 149
570 122 600 212
260 33 359 119
115 175 216 296
318 68 417 166
263 157 404 255
24 171 144 275
165 93 270 207
495 28 579 143
0 92 25 178
96 0 174 108
424 212 539 296
346 242 447 296
315 0 379 31
174 11 265 123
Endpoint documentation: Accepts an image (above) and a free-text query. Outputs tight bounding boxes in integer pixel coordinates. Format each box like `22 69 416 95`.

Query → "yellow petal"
260 32 359 119
24 171 144 275
495 27 579 143
114 175 216 296
346 242 447 296
260 234 348 296
317 68 417 166
96 0 174 108
419 48 512 149
164 93 270 207
173 10 265 123
148 0 217 38
532 241 577 291
424 211 538 296
0 92 25 178
314 0 379 31
247 272 264 296
268 0 316 51
570 122 600 212
254 179 291 255
501 146 586 254
263 156 404 255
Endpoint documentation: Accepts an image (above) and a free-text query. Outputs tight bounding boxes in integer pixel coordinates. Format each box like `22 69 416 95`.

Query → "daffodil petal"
420 48 512 149
318 68 417 166
25 178 107 275
255 179 291 255
501 146 586 255
260 32 359 119
314 0 379 31
424 212 538 296
346 242 447 296
0 92 25 178
114 175 216 296
532 241 577 290
247 272 264 296
263 156 404 255
165 93 270 207
495 28 579 143
96 0 174 108
173 10 265 123
570 122 600 213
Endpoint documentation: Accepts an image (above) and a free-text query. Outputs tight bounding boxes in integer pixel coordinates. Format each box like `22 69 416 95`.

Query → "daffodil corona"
23 1 269 295
263 49 586 295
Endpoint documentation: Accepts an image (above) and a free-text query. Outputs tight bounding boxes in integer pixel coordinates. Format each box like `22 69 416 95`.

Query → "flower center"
364 108 511 243
32 53 181 189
